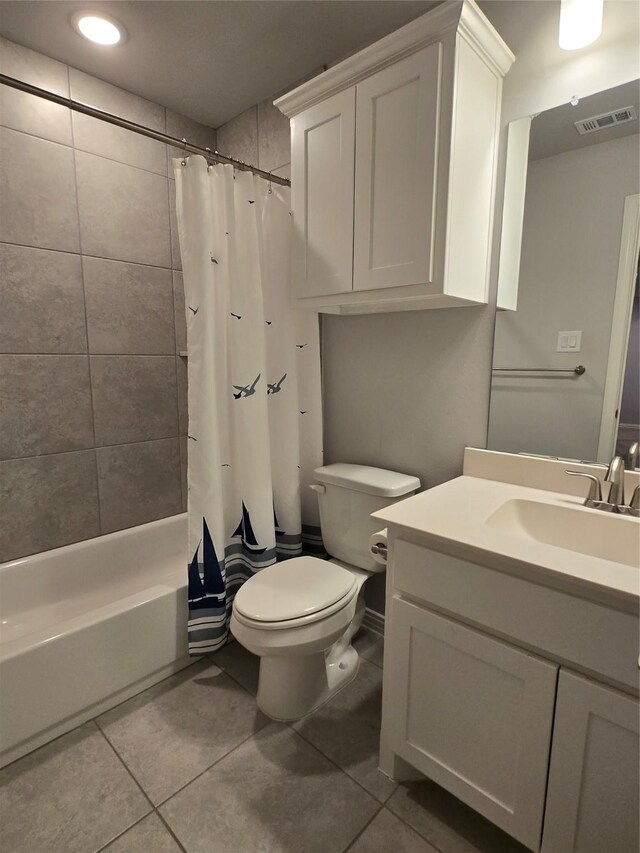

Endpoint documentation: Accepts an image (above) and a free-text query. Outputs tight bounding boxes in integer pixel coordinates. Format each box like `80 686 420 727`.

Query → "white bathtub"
0 514 191 768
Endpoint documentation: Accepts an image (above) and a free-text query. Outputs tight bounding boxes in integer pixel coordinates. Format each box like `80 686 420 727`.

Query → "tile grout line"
255 104 261 171
384 791 458 853
0 353 186 357
86 658 270 814
138 669 389 848
1 434 186 465
341 803 385 853
289 721 392 806
208 650 449 850
70 90 103 536
210 644 391 802
93 720 156 812
155 809 190 853
166 165 184 498
2 122 169 179
153 723 270 810
345 797 454 853
93 812 151 853
0 239 180 272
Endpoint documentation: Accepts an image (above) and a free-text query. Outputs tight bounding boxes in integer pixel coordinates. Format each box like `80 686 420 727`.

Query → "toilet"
230 463 420 721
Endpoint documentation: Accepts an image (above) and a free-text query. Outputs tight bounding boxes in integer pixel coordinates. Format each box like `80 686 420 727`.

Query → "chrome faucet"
604 455 626 508
566 455 635 514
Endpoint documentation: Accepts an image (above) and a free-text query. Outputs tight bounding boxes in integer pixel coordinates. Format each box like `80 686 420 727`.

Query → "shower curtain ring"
268 171 273 194
181 138 187 167
205 147 212 171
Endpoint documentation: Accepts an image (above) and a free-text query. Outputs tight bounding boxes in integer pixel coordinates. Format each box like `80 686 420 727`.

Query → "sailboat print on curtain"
187 518 228 651
231 502 267 554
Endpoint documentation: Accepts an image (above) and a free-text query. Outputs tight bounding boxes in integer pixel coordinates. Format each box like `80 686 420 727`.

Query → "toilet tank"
312 464 421 571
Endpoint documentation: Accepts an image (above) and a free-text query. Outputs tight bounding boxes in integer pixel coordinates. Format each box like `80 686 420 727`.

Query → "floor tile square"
0 721 150 853
387 780 529 853
294 658 396 802
101 813 183 853
211 639 260 695
160 722 379 853
97 660 268 805
348 808 439 853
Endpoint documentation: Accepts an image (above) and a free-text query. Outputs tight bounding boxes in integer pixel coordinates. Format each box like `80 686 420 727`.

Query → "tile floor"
0 630 529 853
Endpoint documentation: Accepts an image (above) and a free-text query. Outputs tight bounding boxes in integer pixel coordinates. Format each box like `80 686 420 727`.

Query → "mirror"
488 80 640 469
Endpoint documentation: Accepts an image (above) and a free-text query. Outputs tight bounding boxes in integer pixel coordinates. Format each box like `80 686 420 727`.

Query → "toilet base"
236 584 368 722
256 642 360 722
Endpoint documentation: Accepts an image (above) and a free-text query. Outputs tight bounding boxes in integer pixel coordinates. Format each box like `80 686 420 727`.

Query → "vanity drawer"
392 539 639 693
385 597 557 850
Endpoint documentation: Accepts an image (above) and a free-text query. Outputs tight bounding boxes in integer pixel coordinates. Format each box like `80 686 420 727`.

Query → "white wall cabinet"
353 46 440 293
290 89 355 298
542 671 639 853
276 0 514 314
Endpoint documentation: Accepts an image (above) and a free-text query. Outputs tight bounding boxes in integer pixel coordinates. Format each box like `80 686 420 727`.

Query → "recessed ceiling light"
72 12 125 46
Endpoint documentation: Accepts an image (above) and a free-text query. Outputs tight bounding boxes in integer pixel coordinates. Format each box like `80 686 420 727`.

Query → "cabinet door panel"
291 89 355 298
386 597 557 850
353 44 441 292
542 670 639 853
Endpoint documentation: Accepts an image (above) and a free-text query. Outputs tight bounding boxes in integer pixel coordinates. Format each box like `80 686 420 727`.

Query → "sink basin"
486 499 640 568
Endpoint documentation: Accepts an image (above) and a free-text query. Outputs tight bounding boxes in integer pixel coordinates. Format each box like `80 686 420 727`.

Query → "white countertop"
373 475 640 610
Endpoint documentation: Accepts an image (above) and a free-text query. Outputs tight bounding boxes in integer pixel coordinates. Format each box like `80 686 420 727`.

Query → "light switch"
557 331 582 352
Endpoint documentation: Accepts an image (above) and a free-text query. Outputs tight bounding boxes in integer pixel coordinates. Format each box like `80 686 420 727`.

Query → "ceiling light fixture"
72 12 125 46
559 0 603 50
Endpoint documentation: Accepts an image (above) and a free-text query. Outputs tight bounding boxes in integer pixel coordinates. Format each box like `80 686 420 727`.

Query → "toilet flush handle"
309 484 326 494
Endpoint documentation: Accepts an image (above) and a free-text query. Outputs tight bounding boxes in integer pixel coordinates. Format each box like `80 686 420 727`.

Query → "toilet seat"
232 556 358 630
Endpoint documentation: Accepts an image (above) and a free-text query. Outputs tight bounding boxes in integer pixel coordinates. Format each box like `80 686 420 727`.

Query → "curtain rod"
0 72 291 187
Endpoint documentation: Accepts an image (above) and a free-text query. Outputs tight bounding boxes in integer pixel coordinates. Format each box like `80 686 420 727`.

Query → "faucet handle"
616 485 640 518
565 471 602 504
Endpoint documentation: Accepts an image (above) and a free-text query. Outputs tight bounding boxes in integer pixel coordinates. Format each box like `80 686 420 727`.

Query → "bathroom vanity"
375 449 639 853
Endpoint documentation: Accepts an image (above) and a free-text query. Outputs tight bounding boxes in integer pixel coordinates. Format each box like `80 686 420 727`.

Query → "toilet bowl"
230 463 420 721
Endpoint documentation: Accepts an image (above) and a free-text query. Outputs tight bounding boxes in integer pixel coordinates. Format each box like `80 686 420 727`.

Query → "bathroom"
0 0 638 851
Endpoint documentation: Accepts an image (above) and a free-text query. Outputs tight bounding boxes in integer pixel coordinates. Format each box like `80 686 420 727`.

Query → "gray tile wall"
0 37 217 562
216 96 292 180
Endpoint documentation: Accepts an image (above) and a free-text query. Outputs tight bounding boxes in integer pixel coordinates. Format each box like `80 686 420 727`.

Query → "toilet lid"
233 556 357 623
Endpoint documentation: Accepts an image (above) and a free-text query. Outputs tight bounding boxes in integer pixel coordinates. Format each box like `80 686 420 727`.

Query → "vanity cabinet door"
542 670 639 853
353 44 441 292
386 597 558 851
290 88 356 298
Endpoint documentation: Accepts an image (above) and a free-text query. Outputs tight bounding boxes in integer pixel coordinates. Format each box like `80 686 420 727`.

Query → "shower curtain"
173 157 324 654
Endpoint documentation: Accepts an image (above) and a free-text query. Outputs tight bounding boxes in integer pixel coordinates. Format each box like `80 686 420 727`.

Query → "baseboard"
362 607 385 637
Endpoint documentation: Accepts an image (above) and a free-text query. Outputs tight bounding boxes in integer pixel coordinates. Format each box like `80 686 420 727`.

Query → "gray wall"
0 38 216 562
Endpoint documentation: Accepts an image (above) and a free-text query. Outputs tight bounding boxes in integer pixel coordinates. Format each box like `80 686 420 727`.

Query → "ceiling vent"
574 106 637 135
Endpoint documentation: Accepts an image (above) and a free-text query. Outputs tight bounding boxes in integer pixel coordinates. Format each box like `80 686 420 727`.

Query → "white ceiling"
0 0 437 127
